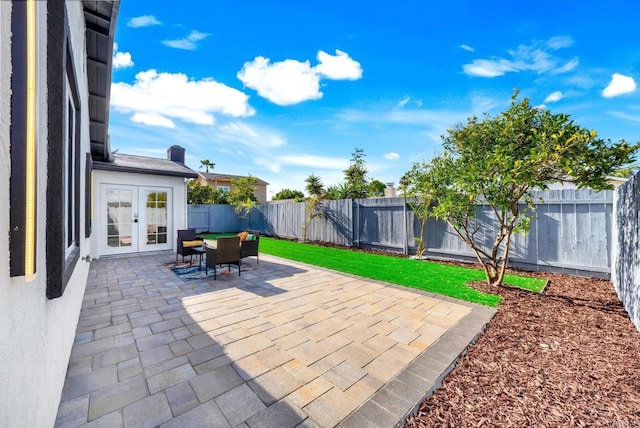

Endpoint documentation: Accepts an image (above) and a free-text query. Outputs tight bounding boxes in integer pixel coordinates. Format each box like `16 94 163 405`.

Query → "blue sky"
110 0 640 198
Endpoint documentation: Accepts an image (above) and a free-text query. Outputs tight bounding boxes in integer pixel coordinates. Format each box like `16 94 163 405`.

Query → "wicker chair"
241 230 260 264
205 236 241 279
176 229 204 263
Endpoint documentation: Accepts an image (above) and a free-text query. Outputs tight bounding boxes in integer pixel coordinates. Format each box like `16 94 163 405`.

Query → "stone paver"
215 384 267 426
122 393 172 428
190 364 244 402
165 381 199 416
88 375 148 421
55 252 496 427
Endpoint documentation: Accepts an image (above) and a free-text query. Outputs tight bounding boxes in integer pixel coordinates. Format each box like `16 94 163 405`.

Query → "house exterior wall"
0 2 95 427
92 170 189 258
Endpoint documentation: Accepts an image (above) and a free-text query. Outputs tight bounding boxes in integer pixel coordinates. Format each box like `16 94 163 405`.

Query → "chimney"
384 182 396 198
167 145 185 164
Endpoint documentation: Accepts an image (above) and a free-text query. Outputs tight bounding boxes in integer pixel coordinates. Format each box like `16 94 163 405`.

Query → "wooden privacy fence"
188 189 614 278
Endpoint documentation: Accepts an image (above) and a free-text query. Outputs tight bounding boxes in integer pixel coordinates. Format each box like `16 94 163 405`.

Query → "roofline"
197 172 270 185
93 161 198 179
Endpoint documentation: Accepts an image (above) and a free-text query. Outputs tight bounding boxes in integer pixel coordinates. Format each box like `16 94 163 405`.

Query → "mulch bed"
405 273 640 427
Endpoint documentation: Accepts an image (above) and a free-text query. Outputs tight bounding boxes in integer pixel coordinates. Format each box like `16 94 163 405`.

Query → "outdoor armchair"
205 236 241 279
241 229 260 264
176 229 204 263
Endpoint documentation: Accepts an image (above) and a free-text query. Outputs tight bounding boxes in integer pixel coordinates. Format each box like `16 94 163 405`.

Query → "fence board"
613 173 640 332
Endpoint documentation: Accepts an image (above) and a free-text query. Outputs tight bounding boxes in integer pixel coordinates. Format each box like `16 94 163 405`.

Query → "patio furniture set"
176 229 260 279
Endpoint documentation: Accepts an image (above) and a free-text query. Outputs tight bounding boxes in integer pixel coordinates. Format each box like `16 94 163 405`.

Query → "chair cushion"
182 240 204 248
245 234 256 241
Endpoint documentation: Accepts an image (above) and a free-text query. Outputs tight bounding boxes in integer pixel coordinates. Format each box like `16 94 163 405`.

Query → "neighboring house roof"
198 172 269 186
93 153 198 178
83 1 119 162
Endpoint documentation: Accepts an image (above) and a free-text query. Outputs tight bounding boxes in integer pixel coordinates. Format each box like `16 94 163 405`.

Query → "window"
65 94 77 253
45 3 81 298
217 185 230 192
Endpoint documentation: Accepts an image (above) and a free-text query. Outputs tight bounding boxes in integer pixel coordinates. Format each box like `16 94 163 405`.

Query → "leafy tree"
273 188 305 201
326 182 354 200
199 159 215 173
305 174 325 197
302 174 327 241
227 175 259 218
367 179 387 197
404 92 638 287
211 188 229 204
344 148 368 198
399 173 435 259
611 164 639 178
187 180 215 204
187 180 229 204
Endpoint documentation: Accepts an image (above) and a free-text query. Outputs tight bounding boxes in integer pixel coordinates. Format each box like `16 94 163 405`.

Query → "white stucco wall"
0 3 95 427
92 170 189 259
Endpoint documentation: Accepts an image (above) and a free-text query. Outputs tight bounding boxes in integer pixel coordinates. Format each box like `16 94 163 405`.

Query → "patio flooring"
55 251 496 427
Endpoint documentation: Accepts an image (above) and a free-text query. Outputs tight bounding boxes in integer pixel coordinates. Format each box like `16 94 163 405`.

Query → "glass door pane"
102 185 138 255
145 190 169 246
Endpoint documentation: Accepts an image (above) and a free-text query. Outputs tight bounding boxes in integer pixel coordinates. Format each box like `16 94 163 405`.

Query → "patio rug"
166 261 255 281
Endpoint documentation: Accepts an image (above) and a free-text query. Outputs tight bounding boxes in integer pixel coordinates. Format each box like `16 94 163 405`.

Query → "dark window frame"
46 2 82 299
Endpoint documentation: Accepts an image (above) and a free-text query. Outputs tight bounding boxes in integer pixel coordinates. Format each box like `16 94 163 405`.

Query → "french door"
101 184 172 255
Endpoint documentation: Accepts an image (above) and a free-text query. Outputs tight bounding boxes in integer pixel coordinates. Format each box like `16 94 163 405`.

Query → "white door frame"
100 184 173 256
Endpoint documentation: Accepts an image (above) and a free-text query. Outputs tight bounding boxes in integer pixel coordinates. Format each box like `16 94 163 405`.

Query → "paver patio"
55 251 495 427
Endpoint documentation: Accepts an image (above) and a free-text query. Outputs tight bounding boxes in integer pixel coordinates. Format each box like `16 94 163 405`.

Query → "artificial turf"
198 233 547 307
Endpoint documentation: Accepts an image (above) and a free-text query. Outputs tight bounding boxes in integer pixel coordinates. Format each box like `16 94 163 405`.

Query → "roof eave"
93 161 199 179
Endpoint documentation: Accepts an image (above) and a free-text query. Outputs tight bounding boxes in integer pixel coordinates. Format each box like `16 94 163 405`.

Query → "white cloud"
602 73 637 98
254 157 282 173
217 121 286 149
463 36 577 78
609 111 640 122
384 152 400 160
111 69 254 127
545 36 574 50
315 50 363 80
127 15 161 28
113 51 134 69
395 96 410 109
463 59 516 77
237 50 363 106
460 44 474 52
238 57 322 106
131 113 175 128
553 57 579 74
278 154 349 169
544 91 563 103
162 31 210 50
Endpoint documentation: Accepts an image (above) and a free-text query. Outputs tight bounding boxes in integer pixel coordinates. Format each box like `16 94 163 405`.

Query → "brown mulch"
405 273 640 427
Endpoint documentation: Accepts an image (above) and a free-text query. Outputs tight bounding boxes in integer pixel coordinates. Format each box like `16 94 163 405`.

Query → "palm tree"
304 174 324 197
199 159 215 173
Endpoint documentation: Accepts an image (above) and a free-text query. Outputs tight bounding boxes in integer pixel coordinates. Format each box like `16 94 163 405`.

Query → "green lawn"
198 233 546 307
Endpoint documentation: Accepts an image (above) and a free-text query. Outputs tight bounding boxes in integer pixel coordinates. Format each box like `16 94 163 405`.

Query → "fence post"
355 200 360 248
403 196 408 255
